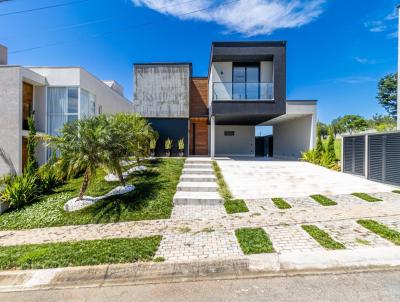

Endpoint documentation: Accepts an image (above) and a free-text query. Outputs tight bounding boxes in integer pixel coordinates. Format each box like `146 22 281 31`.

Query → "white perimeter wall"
215 125 255 156
0 67 22 176
273 115 313 159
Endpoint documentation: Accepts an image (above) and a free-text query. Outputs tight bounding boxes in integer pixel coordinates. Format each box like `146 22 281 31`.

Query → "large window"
47 87 96 136
47 87 78 136
80 89 96 118
232 64 260 100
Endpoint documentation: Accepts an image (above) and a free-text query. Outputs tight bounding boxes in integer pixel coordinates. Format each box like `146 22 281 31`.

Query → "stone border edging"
1 246 400 292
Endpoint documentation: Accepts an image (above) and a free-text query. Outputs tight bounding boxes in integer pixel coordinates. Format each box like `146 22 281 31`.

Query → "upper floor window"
233 64 260 100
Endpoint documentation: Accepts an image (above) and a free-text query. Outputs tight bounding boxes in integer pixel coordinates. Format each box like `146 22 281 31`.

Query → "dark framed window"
232 63 260 100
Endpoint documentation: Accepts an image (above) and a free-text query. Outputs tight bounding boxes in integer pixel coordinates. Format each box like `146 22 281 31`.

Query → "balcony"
213 82 274 101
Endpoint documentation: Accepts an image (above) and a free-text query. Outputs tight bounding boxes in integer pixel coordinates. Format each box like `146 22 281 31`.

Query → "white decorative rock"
64 185 135 212
104 166 147 182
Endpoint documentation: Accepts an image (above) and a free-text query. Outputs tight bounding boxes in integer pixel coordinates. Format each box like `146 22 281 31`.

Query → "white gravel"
104 166 147 182
64 185 135 212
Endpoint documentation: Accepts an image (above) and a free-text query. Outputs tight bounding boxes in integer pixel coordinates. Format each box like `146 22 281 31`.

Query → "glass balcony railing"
212 82 274 101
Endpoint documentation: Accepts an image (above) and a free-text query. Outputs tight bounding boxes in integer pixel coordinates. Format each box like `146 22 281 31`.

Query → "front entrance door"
190 118 208 156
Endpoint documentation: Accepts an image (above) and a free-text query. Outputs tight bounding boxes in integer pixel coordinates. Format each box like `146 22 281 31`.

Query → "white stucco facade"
0 66 132 176
214 125 255 156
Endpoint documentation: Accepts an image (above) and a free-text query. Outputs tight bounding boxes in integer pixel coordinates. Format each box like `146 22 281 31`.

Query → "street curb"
1 247 400 292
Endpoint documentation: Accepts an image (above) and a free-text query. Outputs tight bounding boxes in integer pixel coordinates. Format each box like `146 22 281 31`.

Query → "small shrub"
0 174 39 208
38 163 63 194
165 138 173 150
178 138 185 151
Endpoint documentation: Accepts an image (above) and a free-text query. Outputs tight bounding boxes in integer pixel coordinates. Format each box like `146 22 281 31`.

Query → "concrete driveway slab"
216 158 397 199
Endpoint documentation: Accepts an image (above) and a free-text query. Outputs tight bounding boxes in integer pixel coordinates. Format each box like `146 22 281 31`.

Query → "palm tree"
49 117 107 200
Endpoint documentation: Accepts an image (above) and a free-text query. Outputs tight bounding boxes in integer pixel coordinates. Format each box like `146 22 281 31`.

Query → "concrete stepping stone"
173 191 223 205
180 174 217 182
177 182 219 192
184 163 213 169
182 168 214 175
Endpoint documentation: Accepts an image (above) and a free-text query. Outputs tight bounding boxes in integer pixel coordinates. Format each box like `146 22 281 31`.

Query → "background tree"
336 115 368 134
331 116 345 136
317 122 328 138
326 127 337 164
367 114 396 132
377 73 397 119
25 114 39 175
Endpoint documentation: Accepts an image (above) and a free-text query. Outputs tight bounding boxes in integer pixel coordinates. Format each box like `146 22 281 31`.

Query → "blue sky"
0 0 398 123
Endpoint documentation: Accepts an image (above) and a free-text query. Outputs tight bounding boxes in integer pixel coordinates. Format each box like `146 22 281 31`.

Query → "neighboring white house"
0 45 132 176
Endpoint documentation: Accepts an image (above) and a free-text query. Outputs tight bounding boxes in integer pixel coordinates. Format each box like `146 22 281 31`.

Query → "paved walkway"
216 157 396 199
0 158 400 266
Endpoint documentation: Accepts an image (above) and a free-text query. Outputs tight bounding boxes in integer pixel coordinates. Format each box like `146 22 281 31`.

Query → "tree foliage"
377 73 397 118
25 114 39 175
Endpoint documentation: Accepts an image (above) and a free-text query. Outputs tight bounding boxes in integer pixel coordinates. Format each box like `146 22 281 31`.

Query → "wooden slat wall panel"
189 78 208 117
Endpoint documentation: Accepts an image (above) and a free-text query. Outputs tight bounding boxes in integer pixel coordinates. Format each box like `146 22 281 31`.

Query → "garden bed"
0 159 184 230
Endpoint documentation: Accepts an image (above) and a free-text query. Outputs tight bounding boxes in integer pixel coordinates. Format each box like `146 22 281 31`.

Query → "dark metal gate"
368 132 400 186
343 136 365 176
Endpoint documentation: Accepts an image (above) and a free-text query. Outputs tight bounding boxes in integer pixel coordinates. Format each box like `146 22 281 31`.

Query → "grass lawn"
393 190 400 194
235 228 275 254
0 236 161 270
0 159 184 231
212 161 248 214
352 193 382 202
302 225 345 250
310 194 337 206
271 198 292 209
224 199 249 214
357 220 400 245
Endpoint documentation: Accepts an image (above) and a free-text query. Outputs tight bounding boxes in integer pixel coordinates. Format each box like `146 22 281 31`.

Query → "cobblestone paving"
264 225 322 252
1 193 400 261
317 220 393 249
171 204 226 220
155 230 243 261
376 216 400 232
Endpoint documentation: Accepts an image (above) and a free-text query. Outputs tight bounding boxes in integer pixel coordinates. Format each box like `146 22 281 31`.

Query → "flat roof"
212 41 287 47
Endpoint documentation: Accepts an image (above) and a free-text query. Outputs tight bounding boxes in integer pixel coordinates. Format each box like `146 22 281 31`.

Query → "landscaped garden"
0 113 184 230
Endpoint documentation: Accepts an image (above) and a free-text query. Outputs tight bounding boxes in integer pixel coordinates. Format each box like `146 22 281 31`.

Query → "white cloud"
364 20 386 33
353 56 376 65
335 76 376 84
132 0 325 36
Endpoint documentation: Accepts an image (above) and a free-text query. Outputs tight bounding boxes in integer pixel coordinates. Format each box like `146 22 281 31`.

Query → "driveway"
216 157 397 199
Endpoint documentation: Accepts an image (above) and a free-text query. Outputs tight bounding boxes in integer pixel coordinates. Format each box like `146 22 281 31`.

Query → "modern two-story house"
133 41 317 158
0 44 132 176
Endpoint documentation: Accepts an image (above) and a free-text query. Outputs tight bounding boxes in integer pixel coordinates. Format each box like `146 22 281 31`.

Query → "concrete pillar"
210 116 215 159
0 44 7 65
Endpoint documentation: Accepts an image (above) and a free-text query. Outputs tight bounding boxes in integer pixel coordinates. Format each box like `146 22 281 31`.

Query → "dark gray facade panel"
147 118 189 156
368 132 400 186
343 136 365 176
212 101 284 125
210 43 286 103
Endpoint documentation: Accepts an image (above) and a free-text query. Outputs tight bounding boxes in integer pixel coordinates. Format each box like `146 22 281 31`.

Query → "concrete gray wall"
133 64 190 118
0 67 22 176
0 44 7 65
273 115 313 159
214 125 255 156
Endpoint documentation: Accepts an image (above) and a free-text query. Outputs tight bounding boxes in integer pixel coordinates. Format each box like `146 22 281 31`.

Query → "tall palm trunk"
116 164 126 186
78 169 90 200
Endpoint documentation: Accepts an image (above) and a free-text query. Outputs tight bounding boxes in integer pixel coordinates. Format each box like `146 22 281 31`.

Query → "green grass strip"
235 228 275 254
352 193 382 202
357 220 400 245
212 161 248 214
224 199 249 214
0 236 161 270
310 194 337 206
302 225 345 250
272 198 292 209
393 190 400 194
